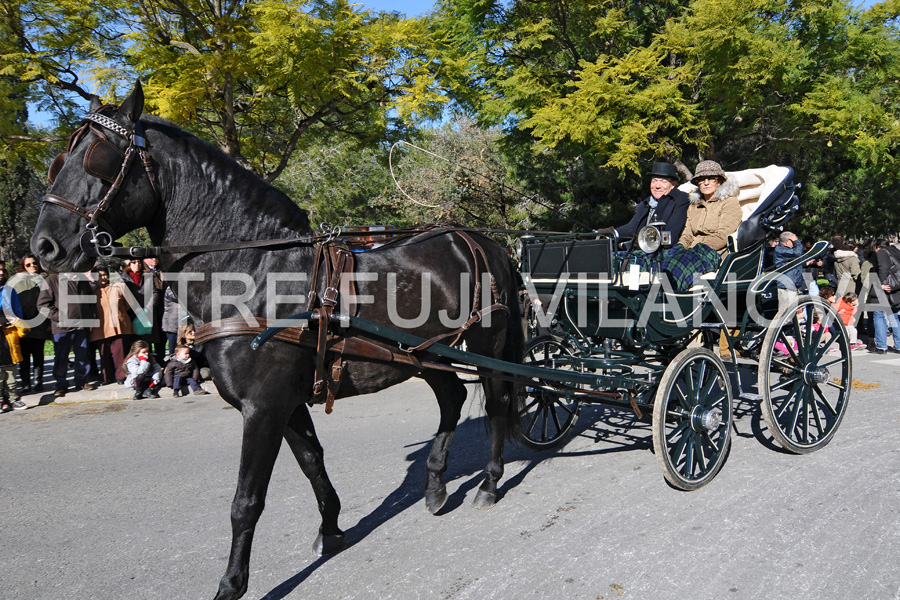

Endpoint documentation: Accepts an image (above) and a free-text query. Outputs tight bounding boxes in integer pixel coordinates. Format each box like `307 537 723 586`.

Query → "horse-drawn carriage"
32 82 850 598
517 165 851 489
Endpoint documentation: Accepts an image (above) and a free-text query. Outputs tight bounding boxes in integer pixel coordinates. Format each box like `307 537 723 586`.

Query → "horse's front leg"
283 405 345 555
214 408 288 600
421 371 467 514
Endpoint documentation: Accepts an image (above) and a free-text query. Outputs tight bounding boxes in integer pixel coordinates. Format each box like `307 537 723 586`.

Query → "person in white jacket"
122 340 162 400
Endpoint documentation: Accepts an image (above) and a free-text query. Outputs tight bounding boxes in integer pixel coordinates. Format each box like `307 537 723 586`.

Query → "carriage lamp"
637 223 672 254
637 225 662 253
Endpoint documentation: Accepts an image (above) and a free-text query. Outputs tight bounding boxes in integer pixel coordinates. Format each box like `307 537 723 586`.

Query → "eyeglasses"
24 262 37 267
695 176 720 183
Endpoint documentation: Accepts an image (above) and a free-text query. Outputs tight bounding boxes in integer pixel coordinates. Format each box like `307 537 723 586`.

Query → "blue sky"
363 0 436 16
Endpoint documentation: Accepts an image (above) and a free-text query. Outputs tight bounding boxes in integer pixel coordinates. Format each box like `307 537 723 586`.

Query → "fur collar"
687 176 740 205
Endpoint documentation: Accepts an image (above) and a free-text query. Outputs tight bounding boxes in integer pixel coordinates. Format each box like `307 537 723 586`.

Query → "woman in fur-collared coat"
678 160 743 255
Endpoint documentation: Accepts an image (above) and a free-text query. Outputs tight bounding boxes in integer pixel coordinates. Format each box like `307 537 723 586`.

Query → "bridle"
41 108 159 257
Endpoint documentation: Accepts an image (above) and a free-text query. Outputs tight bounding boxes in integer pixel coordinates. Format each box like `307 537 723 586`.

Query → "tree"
0 158 42 261
2 0 447 181
431 0 900 237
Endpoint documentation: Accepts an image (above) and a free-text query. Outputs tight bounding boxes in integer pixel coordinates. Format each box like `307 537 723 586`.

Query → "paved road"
2 351 898 600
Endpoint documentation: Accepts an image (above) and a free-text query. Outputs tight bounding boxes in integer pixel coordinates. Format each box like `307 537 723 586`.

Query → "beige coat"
678 177 743 254
90 281 135 342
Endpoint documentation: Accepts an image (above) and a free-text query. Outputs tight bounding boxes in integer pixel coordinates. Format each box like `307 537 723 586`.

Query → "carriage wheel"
652 348 733 491
758 296 851 454
519 336 583 450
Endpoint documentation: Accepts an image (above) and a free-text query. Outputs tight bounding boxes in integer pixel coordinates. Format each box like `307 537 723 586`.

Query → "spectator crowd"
1 256 210 412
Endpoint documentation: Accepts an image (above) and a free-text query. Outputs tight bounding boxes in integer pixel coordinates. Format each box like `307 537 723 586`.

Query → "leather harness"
196 229 508 414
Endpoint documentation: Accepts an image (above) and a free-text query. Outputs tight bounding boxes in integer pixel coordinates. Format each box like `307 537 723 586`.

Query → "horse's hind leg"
421 371 467 514
215 409 288 600
283 405 345 555
472 376 508 510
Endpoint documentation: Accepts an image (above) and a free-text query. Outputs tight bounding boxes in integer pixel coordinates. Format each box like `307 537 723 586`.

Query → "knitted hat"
691 160 726 184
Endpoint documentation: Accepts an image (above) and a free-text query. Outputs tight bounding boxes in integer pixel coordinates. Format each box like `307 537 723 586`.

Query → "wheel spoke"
682 364 697 405
772 357 802 373
778 330 802 365
809 391 826 438
666 420 690 444
525 406 542 436
770 374 801 392
824 379 846 392
682 434 696 478
816 357 845 369
674 382 692 412
812 384 839 417
774 380 803 419
551 398 579 418
695 360 708 404
698 371 720 408
550 403 564 434
787 385 805 437
801 387 810 443
522 397 541 413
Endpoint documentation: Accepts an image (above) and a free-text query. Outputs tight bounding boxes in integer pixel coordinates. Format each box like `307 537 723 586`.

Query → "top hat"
648 161 679 180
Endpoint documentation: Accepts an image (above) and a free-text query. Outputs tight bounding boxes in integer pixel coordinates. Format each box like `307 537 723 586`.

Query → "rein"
85 224 576 259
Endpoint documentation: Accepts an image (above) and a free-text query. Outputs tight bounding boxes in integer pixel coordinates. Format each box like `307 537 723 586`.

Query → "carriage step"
739 393 762 401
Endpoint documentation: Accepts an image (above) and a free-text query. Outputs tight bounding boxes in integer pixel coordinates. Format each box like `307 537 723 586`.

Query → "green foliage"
0 158 43 261
5 0 900 241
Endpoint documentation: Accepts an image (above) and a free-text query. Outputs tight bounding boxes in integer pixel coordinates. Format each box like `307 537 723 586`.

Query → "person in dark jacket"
615 161 690 244
163 345 209 396
36 273 98 397
820 235 842 288
774 231 805 313
7 255 51 393
872 239 900 354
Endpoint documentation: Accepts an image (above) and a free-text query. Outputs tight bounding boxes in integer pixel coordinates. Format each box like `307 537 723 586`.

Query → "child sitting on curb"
164 344 210 396
835 292 866 350
123 340 162 400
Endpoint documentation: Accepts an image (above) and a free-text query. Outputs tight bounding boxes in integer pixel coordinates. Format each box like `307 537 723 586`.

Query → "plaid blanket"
622 243 721 291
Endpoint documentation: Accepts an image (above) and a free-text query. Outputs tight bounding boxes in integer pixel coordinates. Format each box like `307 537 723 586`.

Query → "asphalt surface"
1 350 898 600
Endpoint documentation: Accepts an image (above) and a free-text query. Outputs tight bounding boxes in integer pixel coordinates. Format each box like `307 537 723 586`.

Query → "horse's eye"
48 152 67 183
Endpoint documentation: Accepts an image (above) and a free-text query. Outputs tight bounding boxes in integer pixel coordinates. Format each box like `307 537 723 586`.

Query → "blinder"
47 124 123 184
47 152 66 184
83 138 125 183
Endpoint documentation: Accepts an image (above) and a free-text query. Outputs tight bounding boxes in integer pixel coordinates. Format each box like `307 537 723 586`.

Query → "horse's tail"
502 256 525 441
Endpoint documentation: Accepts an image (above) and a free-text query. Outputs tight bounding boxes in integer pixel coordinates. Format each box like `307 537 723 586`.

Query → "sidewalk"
13 355 219 408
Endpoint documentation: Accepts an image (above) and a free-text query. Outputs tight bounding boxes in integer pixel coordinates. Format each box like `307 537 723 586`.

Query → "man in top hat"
615 161 690 243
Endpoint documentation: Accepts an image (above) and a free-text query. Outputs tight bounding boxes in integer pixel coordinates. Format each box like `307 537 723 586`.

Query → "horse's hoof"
425 488 448 514
472 489 497 510
313 531 345 556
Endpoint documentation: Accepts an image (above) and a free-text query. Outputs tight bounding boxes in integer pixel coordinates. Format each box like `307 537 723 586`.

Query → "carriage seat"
677 165 798 253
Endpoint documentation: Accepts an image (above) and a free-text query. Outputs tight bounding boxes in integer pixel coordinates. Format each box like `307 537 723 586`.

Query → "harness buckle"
322 286 340 305
128 246 151 258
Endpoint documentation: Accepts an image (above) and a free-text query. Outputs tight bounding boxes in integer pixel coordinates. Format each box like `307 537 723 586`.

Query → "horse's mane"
141 114 314 236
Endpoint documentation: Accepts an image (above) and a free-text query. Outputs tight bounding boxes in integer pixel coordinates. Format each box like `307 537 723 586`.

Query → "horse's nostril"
35 236 61 261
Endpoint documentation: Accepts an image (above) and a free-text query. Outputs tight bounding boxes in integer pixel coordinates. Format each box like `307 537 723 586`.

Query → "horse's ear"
117 80 144 126
89 95 103 113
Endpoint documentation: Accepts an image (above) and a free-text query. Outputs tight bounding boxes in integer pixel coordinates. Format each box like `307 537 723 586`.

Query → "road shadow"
729 364 795 454
262 399 656 599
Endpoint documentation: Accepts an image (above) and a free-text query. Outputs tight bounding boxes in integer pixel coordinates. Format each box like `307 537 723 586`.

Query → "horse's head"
32 81 160 273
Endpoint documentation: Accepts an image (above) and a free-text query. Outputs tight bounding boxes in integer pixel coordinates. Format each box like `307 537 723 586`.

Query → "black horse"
31 82 522 600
